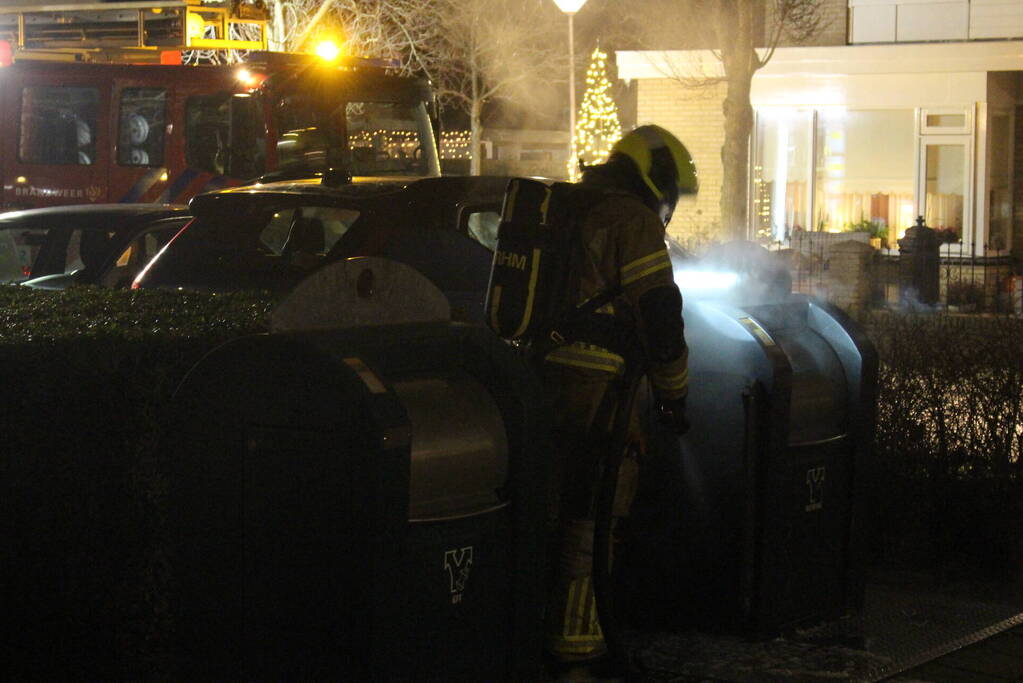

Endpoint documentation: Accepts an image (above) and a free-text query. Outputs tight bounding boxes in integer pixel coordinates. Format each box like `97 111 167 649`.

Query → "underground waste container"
162 258 547 680
623 244 879 637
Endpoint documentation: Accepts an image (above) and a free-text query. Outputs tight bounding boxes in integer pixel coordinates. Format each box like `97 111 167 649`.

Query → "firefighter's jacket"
544 190 688 401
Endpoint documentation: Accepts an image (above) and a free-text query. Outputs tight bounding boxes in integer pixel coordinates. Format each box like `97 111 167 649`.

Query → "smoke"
898 287 940 313
672 240 792 305
674 269 740 294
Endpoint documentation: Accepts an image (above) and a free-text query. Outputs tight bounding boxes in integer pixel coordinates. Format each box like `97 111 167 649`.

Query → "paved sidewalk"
888 623 1023 682
596 582 1023 682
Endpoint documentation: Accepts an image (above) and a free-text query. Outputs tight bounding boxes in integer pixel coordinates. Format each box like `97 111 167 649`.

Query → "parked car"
133 176 511 321
0 204 189 290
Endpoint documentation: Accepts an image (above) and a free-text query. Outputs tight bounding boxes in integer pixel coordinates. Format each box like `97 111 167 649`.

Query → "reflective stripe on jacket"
544 191 688 400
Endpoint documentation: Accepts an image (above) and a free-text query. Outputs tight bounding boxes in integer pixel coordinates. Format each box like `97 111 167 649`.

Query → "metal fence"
672 230 1022 316
932 242 1019 314
798 236 1021 314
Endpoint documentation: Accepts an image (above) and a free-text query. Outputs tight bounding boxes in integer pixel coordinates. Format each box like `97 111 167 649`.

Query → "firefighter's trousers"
541 364 640 662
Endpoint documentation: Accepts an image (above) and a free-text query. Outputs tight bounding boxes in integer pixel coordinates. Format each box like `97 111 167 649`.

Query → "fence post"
827 240 876 313
898 215 940 307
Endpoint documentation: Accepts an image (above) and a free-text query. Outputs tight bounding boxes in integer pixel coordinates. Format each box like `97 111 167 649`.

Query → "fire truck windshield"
274 95 440 178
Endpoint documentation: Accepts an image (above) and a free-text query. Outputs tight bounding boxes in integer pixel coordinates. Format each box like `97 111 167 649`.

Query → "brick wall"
637 78 727 242
826 240 876 311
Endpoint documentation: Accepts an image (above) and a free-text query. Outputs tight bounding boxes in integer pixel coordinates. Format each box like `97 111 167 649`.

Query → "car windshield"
137 204 360 292
274 97 439 178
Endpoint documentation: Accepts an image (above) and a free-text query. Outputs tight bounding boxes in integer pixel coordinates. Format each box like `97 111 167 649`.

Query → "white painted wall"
849 0 1023 43
850 4 896 43
751 72 987 108
970 0 1023 40
618 42 1023 81
898 2 969 41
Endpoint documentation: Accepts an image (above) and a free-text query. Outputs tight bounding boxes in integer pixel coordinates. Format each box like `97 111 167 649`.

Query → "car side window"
65 229 115 273
259 207 361 257
259 210 293 255
309 207 360 253
118 88 166 167
465 209 501 252
0 228 46 282
102 220 184 288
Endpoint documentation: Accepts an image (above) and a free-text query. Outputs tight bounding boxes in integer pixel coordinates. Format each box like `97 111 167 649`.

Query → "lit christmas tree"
570 46 622 180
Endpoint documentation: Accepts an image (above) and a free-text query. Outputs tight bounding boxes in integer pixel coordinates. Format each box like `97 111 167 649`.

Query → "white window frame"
919 107 972 135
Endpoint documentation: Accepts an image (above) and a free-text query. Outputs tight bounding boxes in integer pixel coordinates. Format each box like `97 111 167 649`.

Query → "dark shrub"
2 285 271 678
856 311 1023 584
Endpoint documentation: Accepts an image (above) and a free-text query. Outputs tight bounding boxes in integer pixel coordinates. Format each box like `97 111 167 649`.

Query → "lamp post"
552 0 587 180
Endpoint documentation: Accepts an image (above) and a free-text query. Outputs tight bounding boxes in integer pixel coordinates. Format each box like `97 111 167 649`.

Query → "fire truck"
0 1 441 209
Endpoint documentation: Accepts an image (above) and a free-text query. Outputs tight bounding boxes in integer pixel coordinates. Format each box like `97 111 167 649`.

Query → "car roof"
190 176 517 216
0 204 189 229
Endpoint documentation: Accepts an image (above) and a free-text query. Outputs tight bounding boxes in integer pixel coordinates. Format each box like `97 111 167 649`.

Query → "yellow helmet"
611 125 698 223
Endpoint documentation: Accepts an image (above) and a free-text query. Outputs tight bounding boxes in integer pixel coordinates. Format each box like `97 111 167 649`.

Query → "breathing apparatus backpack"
485 177 620 354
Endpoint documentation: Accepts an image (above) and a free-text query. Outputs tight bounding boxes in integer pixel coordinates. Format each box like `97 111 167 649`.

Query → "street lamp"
552 0 588 180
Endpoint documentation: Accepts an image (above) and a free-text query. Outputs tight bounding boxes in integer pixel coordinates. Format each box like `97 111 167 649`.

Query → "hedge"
855 310 1023 585
5 288 1023 675
3 285 272 679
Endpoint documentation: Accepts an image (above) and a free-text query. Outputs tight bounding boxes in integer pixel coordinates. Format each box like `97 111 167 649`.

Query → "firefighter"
543 125 696 671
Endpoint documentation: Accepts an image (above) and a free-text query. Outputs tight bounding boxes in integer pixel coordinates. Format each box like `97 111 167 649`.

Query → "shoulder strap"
564 185 623 318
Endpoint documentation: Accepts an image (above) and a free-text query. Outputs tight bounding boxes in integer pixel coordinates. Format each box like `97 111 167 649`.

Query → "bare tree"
414 0 567 175
713 1 822 241
263 0 438 75
641 0 823 241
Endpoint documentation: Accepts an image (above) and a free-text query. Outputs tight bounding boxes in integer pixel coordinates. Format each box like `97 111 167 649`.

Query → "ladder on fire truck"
0 1 268 63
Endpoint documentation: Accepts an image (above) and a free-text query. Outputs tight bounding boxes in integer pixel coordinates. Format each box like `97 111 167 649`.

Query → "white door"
917 135 973 251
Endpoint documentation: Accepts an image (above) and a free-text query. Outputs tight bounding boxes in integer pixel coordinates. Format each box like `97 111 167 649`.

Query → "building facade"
617 0 1023 262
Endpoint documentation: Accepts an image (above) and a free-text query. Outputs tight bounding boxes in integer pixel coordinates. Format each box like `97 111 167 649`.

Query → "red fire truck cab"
0 4 441 209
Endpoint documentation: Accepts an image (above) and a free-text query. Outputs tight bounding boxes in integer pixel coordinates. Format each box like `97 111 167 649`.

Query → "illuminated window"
921 142 967 241
753 109 812 241
813 110 915 247
754 108 917 248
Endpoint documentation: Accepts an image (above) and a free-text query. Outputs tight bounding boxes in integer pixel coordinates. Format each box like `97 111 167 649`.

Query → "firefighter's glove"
657 396 690 435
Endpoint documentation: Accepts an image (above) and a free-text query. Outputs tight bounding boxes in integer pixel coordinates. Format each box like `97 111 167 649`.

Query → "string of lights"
344 129 474 160
439 130 473 160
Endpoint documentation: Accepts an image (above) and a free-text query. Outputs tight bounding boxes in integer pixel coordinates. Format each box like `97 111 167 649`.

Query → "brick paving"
888 624 1023 682
571 583 1023 682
